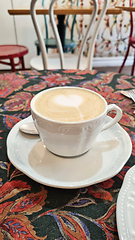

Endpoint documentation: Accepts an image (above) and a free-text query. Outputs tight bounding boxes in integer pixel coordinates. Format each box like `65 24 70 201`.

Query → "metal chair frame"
30 0 109 70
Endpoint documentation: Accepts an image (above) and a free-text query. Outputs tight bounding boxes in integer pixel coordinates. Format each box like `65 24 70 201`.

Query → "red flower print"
99 72 116 84
0 73 28 98
77 69 97 75
18 70 42 76
0 130 3 149
116 77 134 89
96 204 118 238
117 166 130 180
3 115 21 129
24 81 47 92
62 69 79 73
119 112 135 128
0 180 47 239
40 73 72 87
2 92 33 112
88 179 114 201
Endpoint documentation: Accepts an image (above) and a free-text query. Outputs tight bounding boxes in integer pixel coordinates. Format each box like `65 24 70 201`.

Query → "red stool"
119 0 135 76
0 45 28 72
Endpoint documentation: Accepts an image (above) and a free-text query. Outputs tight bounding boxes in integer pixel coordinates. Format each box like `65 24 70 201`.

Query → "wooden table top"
115 6 135 12
8 6 122 15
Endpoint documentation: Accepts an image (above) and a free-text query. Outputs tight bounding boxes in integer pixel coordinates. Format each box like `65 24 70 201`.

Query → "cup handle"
102 104 122 131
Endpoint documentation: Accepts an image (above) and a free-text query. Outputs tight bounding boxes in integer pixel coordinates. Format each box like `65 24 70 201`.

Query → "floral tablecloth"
0 68 135 240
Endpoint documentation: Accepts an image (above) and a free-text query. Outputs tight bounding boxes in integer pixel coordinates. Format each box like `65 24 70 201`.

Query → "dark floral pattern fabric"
0 69 134 239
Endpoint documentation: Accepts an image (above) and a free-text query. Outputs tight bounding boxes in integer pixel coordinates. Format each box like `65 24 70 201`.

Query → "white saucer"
7 116 132 189
117 166 135 240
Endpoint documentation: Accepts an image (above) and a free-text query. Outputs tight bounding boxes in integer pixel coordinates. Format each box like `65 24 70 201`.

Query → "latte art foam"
34 88 105 122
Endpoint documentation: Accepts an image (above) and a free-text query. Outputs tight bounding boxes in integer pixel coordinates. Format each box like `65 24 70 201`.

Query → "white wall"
0 0 16 69
0 0 44 70
13 0 44 69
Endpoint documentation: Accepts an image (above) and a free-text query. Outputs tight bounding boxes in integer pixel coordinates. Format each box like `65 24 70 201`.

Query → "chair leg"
71 49 75 54
10 58 15 72
119 45 131 73
37 46 40 55
131 50 135 76
20 57 25 70
57 15 65 51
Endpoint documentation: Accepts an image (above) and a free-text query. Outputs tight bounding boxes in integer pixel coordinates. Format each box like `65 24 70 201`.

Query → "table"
0 68 134 239
115 6 135 12
0 45 28 72
8 6 122 15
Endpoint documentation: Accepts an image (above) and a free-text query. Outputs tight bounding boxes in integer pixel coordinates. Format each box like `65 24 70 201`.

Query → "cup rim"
30 86 107 124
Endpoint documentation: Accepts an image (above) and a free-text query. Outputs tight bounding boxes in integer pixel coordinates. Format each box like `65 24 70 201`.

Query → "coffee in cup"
34 87 106 123
31 87 122 157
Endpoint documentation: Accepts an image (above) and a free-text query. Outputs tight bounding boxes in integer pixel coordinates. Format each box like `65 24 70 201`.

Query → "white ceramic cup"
30 87 122 157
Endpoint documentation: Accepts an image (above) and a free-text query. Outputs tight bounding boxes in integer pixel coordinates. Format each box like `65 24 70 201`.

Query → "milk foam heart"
55 94 82 107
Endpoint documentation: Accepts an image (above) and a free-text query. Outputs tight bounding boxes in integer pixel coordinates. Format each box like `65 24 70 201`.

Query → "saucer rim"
116 165 135 240
7 116 132 189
